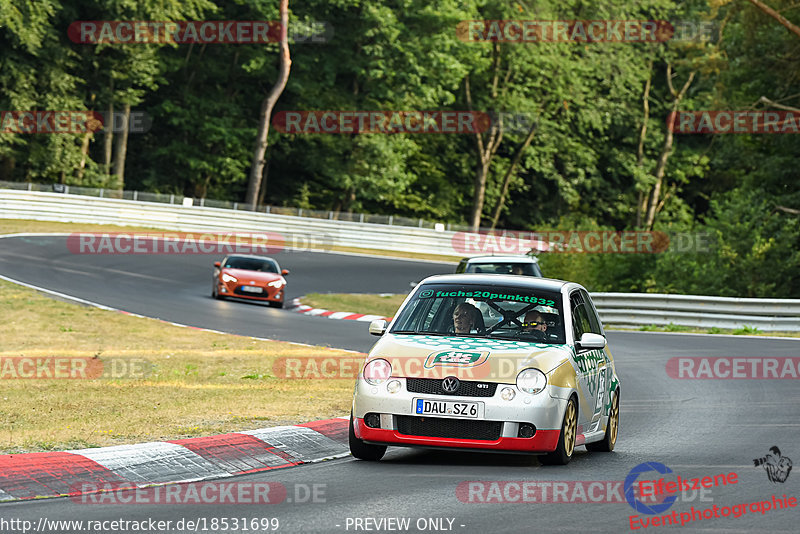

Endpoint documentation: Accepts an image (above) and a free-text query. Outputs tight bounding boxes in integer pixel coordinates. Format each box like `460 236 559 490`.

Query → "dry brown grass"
0 279 360 453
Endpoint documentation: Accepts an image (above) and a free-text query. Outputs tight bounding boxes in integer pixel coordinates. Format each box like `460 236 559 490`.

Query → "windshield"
466 262 542 276
223 257 279 273
391 284 566 344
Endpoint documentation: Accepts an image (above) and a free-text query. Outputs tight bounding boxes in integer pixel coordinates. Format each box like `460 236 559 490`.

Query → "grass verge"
0 278 361 454
301 293 406 319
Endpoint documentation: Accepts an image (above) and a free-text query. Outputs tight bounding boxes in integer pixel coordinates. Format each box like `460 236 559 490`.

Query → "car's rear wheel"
349 413 386 461
586 388 619 452
541 396 577 465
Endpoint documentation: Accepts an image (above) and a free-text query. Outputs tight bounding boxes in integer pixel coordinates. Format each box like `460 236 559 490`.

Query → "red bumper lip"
353 418 560 453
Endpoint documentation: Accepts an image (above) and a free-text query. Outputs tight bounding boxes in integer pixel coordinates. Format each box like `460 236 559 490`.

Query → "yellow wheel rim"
564 400 577 456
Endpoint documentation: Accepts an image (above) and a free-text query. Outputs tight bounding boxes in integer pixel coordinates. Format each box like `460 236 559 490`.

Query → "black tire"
212 283 223 300
541 396 578 465
349 413 386 461
268 300 284 308
586 388 619 452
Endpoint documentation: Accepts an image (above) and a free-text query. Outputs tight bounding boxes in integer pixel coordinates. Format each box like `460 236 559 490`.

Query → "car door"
568 290 601 431
580 289 609 431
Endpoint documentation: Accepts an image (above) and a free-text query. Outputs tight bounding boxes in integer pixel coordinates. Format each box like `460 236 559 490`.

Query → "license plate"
414 398 479 418
241 286 263 293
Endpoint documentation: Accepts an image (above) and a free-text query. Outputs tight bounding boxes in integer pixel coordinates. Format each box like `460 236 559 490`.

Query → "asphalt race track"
1 234 799 533
0 234 451 352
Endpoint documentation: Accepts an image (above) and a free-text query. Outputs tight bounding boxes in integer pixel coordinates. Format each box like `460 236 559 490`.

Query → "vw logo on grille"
442 376 460 393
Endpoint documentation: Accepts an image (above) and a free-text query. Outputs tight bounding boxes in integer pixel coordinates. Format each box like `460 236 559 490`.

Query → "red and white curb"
0 417 349 502
289 298 392 323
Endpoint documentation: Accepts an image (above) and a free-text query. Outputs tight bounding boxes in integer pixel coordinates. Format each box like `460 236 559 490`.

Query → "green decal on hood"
424 350 489 369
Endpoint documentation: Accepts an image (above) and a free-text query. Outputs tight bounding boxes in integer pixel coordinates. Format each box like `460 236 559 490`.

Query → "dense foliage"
1 0 798 296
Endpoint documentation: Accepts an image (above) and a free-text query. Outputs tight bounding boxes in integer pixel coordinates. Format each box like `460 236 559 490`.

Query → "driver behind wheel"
522 310 548 333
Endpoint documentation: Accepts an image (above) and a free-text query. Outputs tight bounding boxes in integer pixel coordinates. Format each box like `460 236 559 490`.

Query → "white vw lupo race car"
350 274 620 465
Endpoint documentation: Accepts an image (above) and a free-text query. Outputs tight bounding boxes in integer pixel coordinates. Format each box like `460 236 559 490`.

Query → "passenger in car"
453 302 482 334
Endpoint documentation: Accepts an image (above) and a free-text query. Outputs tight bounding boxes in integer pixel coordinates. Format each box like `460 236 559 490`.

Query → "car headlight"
222 273 238 283
267 279 285 288
363 358 392 385
516 368 547 394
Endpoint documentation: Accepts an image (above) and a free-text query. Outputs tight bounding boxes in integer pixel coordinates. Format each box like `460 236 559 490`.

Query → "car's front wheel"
349 413 386 461
586 388 619 452
212 283 224 300
541 396 577 465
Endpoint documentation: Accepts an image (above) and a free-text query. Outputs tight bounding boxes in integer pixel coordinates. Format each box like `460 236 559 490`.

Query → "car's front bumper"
218 280 283 302
352 378 567 453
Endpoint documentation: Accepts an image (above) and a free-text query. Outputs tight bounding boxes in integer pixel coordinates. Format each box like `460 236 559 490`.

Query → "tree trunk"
644 65 695 230
257 160 269 207
103 100 114 176
112 103 130 190
246 0 291 207
489 119 538 229
76 131 92 181
636 60 653 229
465 67 504 232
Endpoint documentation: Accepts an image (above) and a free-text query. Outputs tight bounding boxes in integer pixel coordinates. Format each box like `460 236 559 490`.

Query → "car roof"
418 273 577 292
461 255 539 264
224 254 277 261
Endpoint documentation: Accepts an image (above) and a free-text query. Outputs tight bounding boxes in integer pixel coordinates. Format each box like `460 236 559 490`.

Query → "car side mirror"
214 261 221 268
281 269 290 276
369 319 388 336
577 332 606 350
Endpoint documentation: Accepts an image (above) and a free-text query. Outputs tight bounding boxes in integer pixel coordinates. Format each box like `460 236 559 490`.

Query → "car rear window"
466 262 542 276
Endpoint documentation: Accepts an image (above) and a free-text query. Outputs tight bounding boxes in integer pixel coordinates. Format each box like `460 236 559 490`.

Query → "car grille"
406 378 497 397
396 416 502 441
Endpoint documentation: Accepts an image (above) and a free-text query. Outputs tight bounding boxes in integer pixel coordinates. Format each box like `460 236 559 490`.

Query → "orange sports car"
211 254 289 308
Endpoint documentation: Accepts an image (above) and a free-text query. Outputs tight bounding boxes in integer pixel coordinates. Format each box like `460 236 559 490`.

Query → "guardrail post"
27 183 32 191
418 218 423 227
233 202 238 210
133 190 138 201
266 205 270 213
169 194 174 204
328 211 333 219
298 208 303 217
359 213 364 223
389 215 393 225
200 198 204 207
64 185 70 194
99 188 104 198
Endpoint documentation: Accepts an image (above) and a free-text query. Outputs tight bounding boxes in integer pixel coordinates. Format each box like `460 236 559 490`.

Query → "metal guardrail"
0 189 460 257
0 180 470 232
591 293 800 332
2 188 799 332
